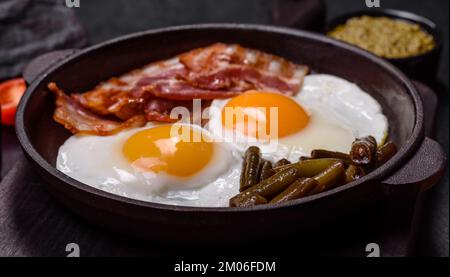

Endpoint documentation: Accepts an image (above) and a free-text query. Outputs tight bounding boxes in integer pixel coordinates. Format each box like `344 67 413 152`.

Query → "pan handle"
22 49 80 85
381 137 447 196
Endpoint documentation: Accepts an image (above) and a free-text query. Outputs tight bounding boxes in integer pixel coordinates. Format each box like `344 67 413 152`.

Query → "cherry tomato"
0 78 26 126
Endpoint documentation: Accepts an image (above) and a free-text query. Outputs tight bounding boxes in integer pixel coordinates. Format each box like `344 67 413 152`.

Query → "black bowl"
325 9 443 81
16 24 446 244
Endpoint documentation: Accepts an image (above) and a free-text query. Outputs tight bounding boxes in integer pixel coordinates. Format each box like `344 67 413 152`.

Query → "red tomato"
0 78 26 126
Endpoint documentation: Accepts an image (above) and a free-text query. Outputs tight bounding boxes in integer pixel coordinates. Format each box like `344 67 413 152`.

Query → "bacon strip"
144 97 197 122
50 82 208 134
92 43 308 100
50 43 309 136
50 83 146 136
137 77 241 100
183 66 300 96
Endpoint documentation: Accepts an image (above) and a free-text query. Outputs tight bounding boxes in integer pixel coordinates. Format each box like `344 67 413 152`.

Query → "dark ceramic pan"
16 24 446 244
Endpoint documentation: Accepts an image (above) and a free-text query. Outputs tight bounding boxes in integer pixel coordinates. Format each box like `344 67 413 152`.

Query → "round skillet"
16 24 446 244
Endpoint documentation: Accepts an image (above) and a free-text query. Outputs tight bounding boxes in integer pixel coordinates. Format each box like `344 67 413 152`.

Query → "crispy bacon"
74 88 147 120
50 43 309 135
144 97 197 122
137 77 241 100
50 83 146 136
92 43 308 100
50 82 208 134
179 43 309 94
179 43 284 73
183 66 300 95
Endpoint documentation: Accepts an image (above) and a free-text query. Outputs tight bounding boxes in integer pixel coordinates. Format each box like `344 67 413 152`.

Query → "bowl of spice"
326 9 442 80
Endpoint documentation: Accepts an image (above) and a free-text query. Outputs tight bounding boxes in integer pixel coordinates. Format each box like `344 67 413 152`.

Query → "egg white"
298 74 388 145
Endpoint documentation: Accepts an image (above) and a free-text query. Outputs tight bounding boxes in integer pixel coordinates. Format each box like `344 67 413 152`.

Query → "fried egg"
56 123 241 207
207 74 388 161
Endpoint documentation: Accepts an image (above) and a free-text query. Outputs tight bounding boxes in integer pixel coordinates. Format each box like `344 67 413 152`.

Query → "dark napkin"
0 0 88 80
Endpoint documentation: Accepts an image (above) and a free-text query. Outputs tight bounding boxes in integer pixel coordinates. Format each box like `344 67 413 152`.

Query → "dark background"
1 0 448 256
74 0 449 87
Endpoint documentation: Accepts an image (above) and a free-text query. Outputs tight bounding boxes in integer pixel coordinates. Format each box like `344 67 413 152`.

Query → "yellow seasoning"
328 16 435 59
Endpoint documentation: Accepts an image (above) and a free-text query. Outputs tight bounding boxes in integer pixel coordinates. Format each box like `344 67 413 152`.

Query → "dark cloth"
0 0 87 80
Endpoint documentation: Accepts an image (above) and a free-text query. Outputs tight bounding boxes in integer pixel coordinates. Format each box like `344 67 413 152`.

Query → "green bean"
230 159 342 207
240 146 261 192
273 163 295 173
270 178 319 204
350 136 378 166
311 161 346 194
259 160 275 181
299 156 312 162
232 194 268 207
376 142 398 167
273 158 341 175
274 159 291 168
245 166 301 197
230 166 303 207
344 164 366 184
311 149 352 164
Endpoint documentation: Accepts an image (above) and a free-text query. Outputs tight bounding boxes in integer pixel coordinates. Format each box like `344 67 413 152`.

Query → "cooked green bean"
344 164 366 184
233 194 268 207
270 178 319 204
299 156 313 162
311 149 352 164
240 146 261 192
230 159 342 207
259 160 275 181
350 136 377 166
273 158 340 174
230 166 303 207
273 163 295 172
312 161 346 194
376 142 398 167
367 136 377 146
232 138 398 207
274 158 291 168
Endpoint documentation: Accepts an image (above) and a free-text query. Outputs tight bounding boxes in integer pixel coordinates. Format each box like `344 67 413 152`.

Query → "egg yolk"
221 91 309 139
123 125 214 177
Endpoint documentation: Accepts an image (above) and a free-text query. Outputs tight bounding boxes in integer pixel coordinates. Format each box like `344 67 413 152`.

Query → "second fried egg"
207 74 388 161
